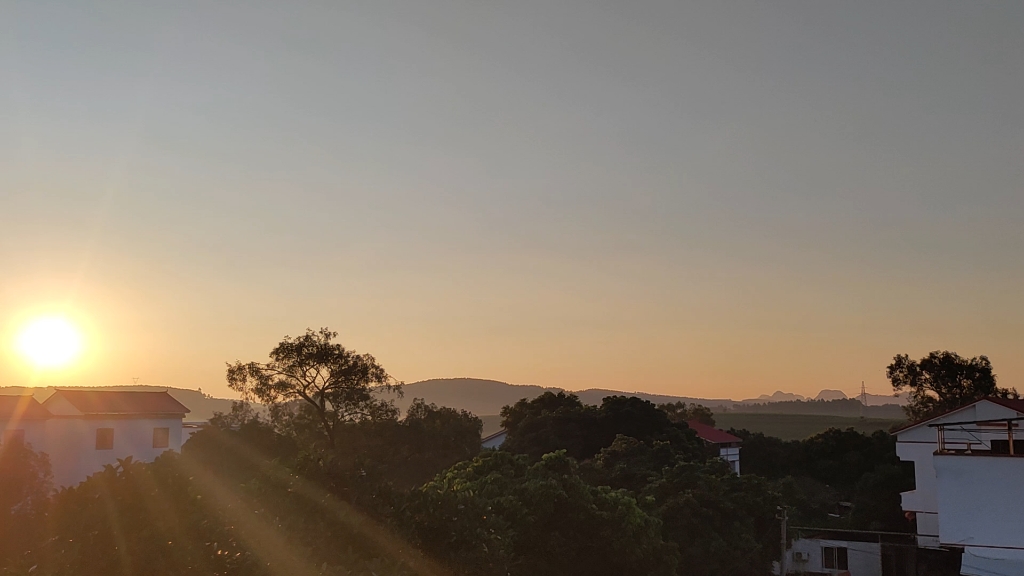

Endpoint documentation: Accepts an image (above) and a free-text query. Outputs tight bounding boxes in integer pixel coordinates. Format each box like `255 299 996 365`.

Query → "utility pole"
778 506 788 575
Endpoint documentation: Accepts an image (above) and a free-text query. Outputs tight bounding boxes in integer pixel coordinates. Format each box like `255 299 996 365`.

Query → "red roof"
45 390 190 415
987 397 1024 413
892 396 1024 433
686 420 741 444
0 396 52 420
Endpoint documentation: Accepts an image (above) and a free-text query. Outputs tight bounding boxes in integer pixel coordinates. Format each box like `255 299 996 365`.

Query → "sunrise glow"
15 316 84 369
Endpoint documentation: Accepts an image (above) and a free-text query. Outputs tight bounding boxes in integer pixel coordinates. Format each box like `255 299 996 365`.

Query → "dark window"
96 428 114 450
823 546 849 570
153 427 170 449
2 429 25 445
989 440 1024 454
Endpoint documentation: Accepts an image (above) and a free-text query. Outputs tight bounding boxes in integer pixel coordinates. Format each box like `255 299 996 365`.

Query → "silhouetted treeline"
1 392 913 576
728 398 905 419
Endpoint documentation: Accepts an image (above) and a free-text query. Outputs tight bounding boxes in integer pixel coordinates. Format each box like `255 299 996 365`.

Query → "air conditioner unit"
793 551 809 562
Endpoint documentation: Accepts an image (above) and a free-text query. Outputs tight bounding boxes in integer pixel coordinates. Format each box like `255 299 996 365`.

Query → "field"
481 412 905 441
713 413 905 440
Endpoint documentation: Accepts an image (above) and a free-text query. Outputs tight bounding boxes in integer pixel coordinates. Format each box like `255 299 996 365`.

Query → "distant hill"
0 378 907 424
0 385 237 422
396 378 736 416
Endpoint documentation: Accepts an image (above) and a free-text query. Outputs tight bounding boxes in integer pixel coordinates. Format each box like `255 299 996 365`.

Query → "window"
822 546 849 571
2 429 25 445
95 428 114 450
153 427 170 449
989 439 1024 454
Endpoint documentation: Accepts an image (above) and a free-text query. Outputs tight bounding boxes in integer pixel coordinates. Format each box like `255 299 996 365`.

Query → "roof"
0 396 52 420
44 390 190 415
481 429 507 443
686 420 742 444
893 396 1024 433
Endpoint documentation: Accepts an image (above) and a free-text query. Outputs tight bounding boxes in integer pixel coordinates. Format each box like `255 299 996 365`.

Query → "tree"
226 328 401 447
500 392 704 462
659 401 716 426
404 450 678 576
887 351 1018 421
0 441 51 564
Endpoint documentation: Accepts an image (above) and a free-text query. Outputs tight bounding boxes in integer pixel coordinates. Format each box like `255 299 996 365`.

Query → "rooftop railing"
930 416 1024 455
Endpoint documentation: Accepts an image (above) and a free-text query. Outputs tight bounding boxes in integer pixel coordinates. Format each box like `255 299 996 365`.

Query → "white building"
0 395 51 450
784 536 882 576
686 419 742 474
0 390 191 488
481 429 507 449
894 397 1024 576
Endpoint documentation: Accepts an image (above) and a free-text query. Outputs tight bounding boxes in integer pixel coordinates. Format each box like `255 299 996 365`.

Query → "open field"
714 413 905 440
481 412 905 441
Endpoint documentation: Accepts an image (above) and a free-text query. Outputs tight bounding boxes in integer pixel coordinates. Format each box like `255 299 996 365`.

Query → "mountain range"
395 378 907 415
0 379 907 423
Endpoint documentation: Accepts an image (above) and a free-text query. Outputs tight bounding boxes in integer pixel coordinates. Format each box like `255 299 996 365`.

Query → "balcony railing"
930 416 1024 455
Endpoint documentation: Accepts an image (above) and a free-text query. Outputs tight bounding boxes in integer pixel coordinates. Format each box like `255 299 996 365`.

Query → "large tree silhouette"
226 328 401 447
887 350 1017 421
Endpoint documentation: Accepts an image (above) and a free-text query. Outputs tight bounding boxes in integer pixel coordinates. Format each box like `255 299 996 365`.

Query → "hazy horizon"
4 1 1023 399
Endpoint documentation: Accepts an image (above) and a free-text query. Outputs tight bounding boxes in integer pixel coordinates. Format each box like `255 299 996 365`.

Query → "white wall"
481 431 507 450
787 538 881 576
719 446 740 474
934 454 1024 552
45 417 183 488
895 400 1022 548
0 418 48 453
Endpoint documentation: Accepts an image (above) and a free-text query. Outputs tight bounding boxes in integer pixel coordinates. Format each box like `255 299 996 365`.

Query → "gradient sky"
2 1 1023 400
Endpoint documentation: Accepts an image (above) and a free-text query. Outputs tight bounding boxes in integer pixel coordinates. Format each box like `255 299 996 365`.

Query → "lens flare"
15 316 83 369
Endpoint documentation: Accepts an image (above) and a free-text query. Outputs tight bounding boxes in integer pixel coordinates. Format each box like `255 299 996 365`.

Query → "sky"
2 1 1023 400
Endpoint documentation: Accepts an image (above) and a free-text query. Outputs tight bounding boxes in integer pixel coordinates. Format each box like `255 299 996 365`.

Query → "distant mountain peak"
815 389 848 401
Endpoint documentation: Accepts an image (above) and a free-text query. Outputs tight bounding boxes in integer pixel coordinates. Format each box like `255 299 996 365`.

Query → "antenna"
860 381 867 417
132 377 140 385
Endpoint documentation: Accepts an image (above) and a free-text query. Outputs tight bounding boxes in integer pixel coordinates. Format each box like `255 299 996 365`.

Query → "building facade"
0 390 190 488
895 397 1024 576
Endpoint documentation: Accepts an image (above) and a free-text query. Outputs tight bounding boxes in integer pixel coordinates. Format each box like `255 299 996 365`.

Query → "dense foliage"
732 428 914 531
0 333 934 575
499 392 706 461
226 328 402 447
888 350 1018 421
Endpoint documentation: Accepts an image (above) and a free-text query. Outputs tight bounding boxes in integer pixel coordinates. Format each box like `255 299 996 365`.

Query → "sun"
15 316 84 369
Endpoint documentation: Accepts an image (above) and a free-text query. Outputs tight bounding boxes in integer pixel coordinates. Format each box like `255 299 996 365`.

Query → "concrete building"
481 429 507 449
0 390 190 488
785 536 883 576
686 419 742 474
895 397 1024 576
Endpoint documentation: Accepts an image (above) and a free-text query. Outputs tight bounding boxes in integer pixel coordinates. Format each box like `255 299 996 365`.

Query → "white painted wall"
934 454 1024 554
45 417 184 488
786 538 881 576
895 400 1022 548
0 418 48 453
719 446 740 474
481 430 507 450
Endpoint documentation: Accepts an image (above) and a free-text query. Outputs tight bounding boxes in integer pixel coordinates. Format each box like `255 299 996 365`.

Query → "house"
0 390 190 488
481 429 507 449
686 419 742 474
784 536 882 576
894 397 1024 576
0 395 51 450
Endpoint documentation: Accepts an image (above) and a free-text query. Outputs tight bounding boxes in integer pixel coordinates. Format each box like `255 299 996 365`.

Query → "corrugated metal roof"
0 395 52 420
686 419 742 444
45 390 190 415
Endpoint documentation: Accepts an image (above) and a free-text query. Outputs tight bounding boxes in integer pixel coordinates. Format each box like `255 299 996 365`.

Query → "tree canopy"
226 328 401 447
887 350 1018 421
499 392 704 461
